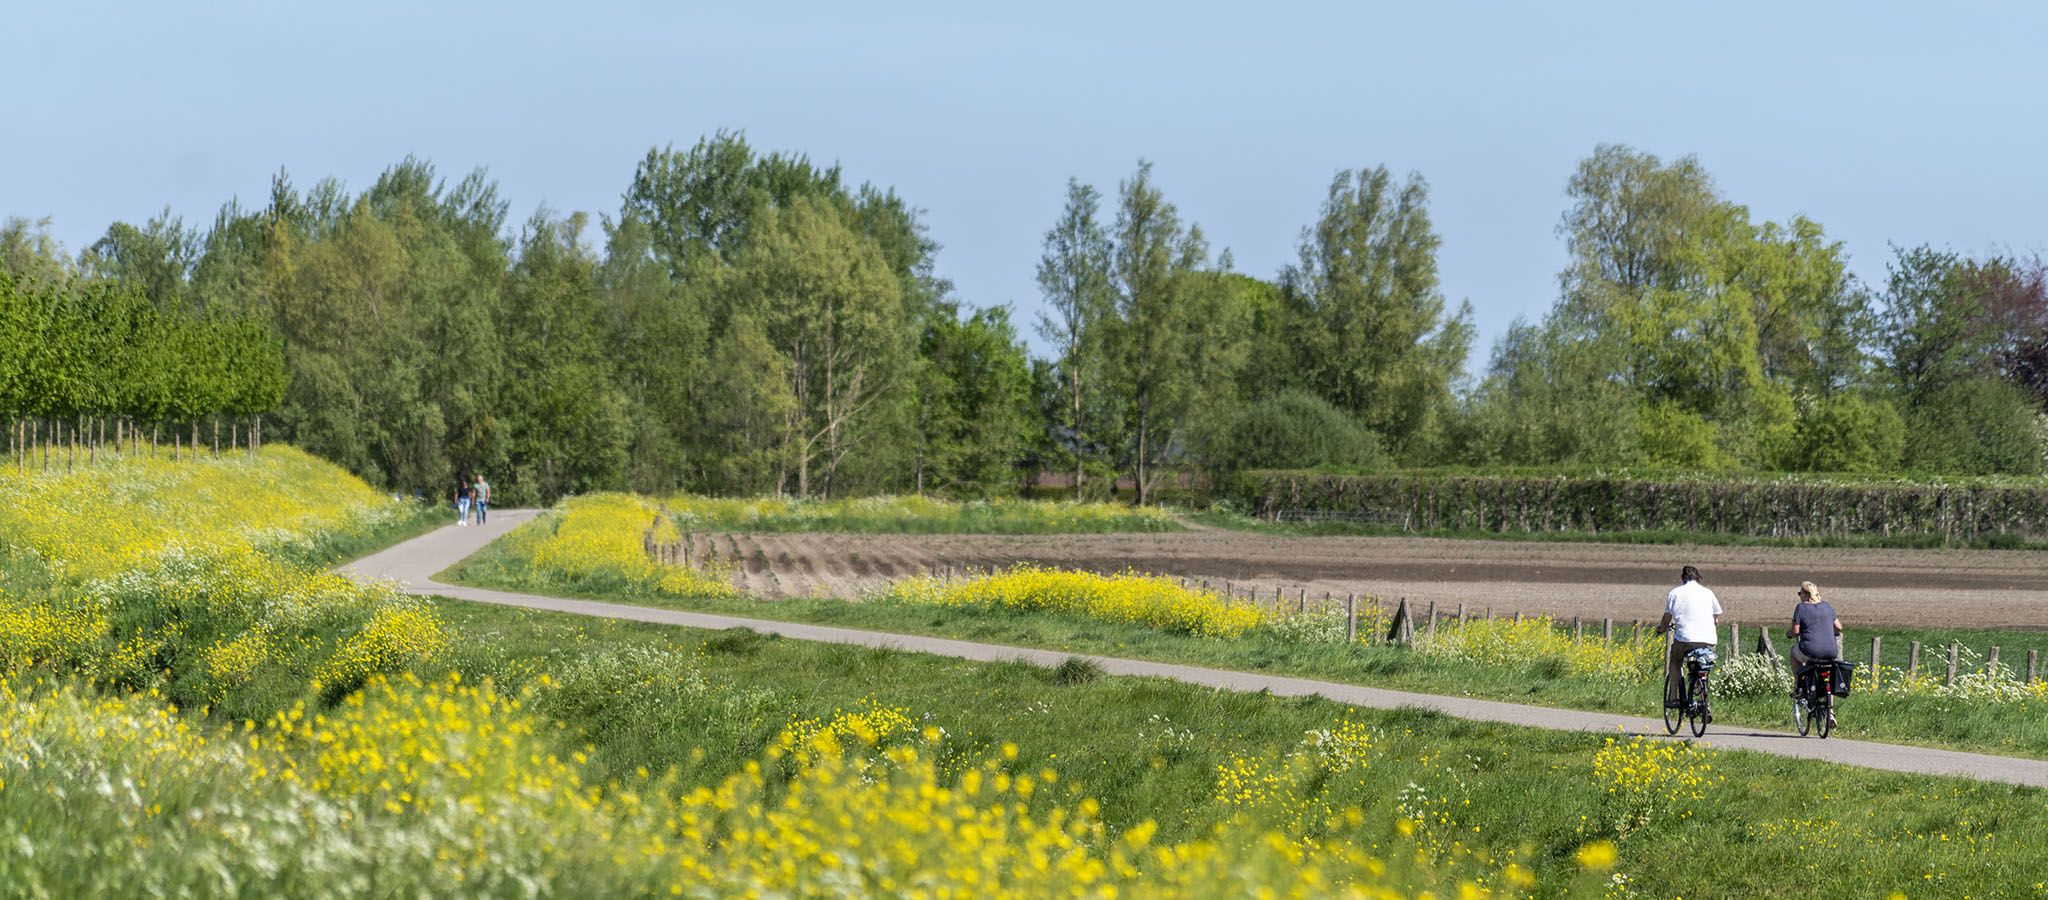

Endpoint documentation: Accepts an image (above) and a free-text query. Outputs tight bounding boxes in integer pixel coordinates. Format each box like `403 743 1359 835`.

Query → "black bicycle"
1794 660 1855 739
1664 647 1716 737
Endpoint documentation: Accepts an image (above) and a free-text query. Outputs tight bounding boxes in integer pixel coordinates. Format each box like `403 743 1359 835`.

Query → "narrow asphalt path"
343 513 2048 789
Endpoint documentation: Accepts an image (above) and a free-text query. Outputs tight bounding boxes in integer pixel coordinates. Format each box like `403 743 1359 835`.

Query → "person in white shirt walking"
1654 565 1721 715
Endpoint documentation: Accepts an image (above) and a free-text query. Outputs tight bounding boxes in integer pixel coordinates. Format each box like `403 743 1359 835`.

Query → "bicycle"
1793 659 1855 739
1663 646 1716 737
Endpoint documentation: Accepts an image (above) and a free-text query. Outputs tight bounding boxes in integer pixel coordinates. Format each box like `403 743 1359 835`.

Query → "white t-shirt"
1665 580 1722 644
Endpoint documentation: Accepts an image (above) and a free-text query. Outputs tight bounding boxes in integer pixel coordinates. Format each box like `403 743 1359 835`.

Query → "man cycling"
1654 565 1721 720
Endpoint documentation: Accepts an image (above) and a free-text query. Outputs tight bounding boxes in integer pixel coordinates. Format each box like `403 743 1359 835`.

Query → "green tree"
1457 319 1640 467
1034 179 1117 500
500 211 630 503
1107 161 1246 505
1283 167 1471 457
1781 391 1904 473
723 196 908 497
913 303 1032 496
81 209 199 312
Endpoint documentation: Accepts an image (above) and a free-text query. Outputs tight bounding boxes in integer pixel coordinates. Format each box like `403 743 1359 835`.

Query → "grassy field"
13 458 2046 897
447 508 2048 762
420 599 2048 898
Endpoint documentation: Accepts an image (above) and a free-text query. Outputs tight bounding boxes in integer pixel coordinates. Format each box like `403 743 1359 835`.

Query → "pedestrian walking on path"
472 474 490 525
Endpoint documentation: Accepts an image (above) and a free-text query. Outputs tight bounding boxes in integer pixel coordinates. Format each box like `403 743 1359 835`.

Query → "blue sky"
8 1 2044 366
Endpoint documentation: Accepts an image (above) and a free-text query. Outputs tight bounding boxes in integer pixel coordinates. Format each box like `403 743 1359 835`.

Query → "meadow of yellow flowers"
2 450 1609 897
0 447 444 711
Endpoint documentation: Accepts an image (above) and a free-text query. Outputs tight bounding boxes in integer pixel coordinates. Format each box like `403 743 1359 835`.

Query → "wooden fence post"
2028 649 2038 684
1573 616 1583 641
1297 588 1307 614
1426 600 1437 643
1757 629 1781 672
1729 623 1739 656
1869 636 1881 691
1603 618 1613 642
1385 598 1412 646
1513 611 1523 625
1988 646 2001 672
1946 643 1959 687
1908 641 1921 678
1345 594 1357 644
1457 603 1466 625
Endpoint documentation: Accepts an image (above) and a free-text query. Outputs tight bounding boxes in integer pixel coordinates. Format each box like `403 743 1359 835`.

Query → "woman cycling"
1787 581 1842 711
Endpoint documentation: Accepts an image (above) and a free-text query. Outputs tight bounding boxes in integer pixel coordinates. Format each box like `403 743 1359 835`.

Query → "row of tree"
2 137 2043 502
0 262 285 469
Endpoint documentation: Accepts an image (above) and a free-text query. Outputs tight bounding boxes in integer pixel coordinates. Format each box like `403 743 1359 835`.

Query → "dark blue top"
1792 601 1839 660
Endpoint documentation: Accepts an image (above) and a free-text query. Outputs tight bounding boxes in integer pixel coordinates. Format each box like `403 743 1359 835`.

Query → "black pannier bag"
1831 660 1858 697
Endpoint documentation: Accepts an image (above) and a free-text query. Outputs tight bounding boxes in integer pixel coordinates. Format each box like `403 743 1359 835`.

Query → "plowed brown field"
688 531 2048 630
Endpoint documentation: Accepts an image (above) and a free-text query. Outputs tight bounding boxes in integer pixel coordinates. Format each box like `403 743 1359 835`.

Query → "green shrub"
1201 390 1386 474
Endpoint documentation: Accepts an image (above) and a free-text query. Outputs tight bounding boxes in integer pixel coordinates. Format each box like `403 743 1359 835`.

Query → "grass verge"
420 598 2048 899
443 540 2048 761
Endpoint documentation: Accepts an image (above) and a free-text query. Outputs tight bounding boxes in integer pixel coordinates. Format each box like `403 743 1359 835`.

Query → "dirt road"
689 531 2048 629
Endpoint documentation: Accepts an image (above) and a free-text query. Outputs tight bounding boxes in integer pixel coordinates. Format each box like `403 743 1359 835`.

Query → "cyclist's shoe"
1704 712 1714 724
1827 711 1836 727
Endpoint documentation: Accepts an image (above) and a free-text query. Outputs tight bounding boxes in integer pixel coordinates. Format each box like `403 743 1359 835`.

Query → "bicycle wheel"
1663 678 1684 735
1688 675 1710 737
1794 693 1810 736
1814 693 1833 739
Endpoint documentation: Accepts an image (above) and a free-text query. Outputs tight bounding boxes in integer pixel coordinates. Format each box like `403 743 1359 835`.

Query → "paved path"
343 513 2048 789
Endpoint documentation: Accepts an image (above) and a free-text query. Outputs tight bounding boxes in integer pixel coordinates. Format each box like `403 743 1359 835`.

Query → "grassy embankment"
446 495 2048 762
430 599 2048 899
0 451 1569 897
7 463 2040 896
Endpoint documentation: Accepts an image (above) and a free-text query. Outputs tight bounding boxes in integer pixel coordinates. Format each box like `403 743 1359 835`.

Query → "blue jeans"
473 500 487 524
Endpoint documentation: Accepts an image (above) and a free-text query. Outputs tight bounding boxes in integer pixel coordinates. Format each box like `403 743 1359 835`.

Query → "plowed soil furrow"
694 531 2048 629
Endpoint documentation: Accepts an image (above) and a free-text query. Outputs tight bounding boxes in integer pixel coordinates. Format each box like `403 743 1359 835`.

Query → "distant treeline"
3 137 2045 503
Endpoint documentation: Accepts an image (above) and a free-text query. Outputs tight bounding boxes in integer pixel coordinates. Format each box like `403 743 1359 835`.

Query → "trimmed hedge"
1241 471 2048 541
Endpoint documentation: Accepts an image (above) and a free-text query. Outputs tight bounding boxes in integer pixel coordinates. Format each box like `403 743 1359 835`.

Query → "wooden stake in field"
1729 623 1739 656
1425 600 1437 643
1988 646 2001 672
1909 641 1922 677
1869 636 1881 690
1946 643 1959 687
2027 649 2038 684
1386 598 1413 646
1456 603 1466 625
1573 616 1583 641
1344 593 1357 644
